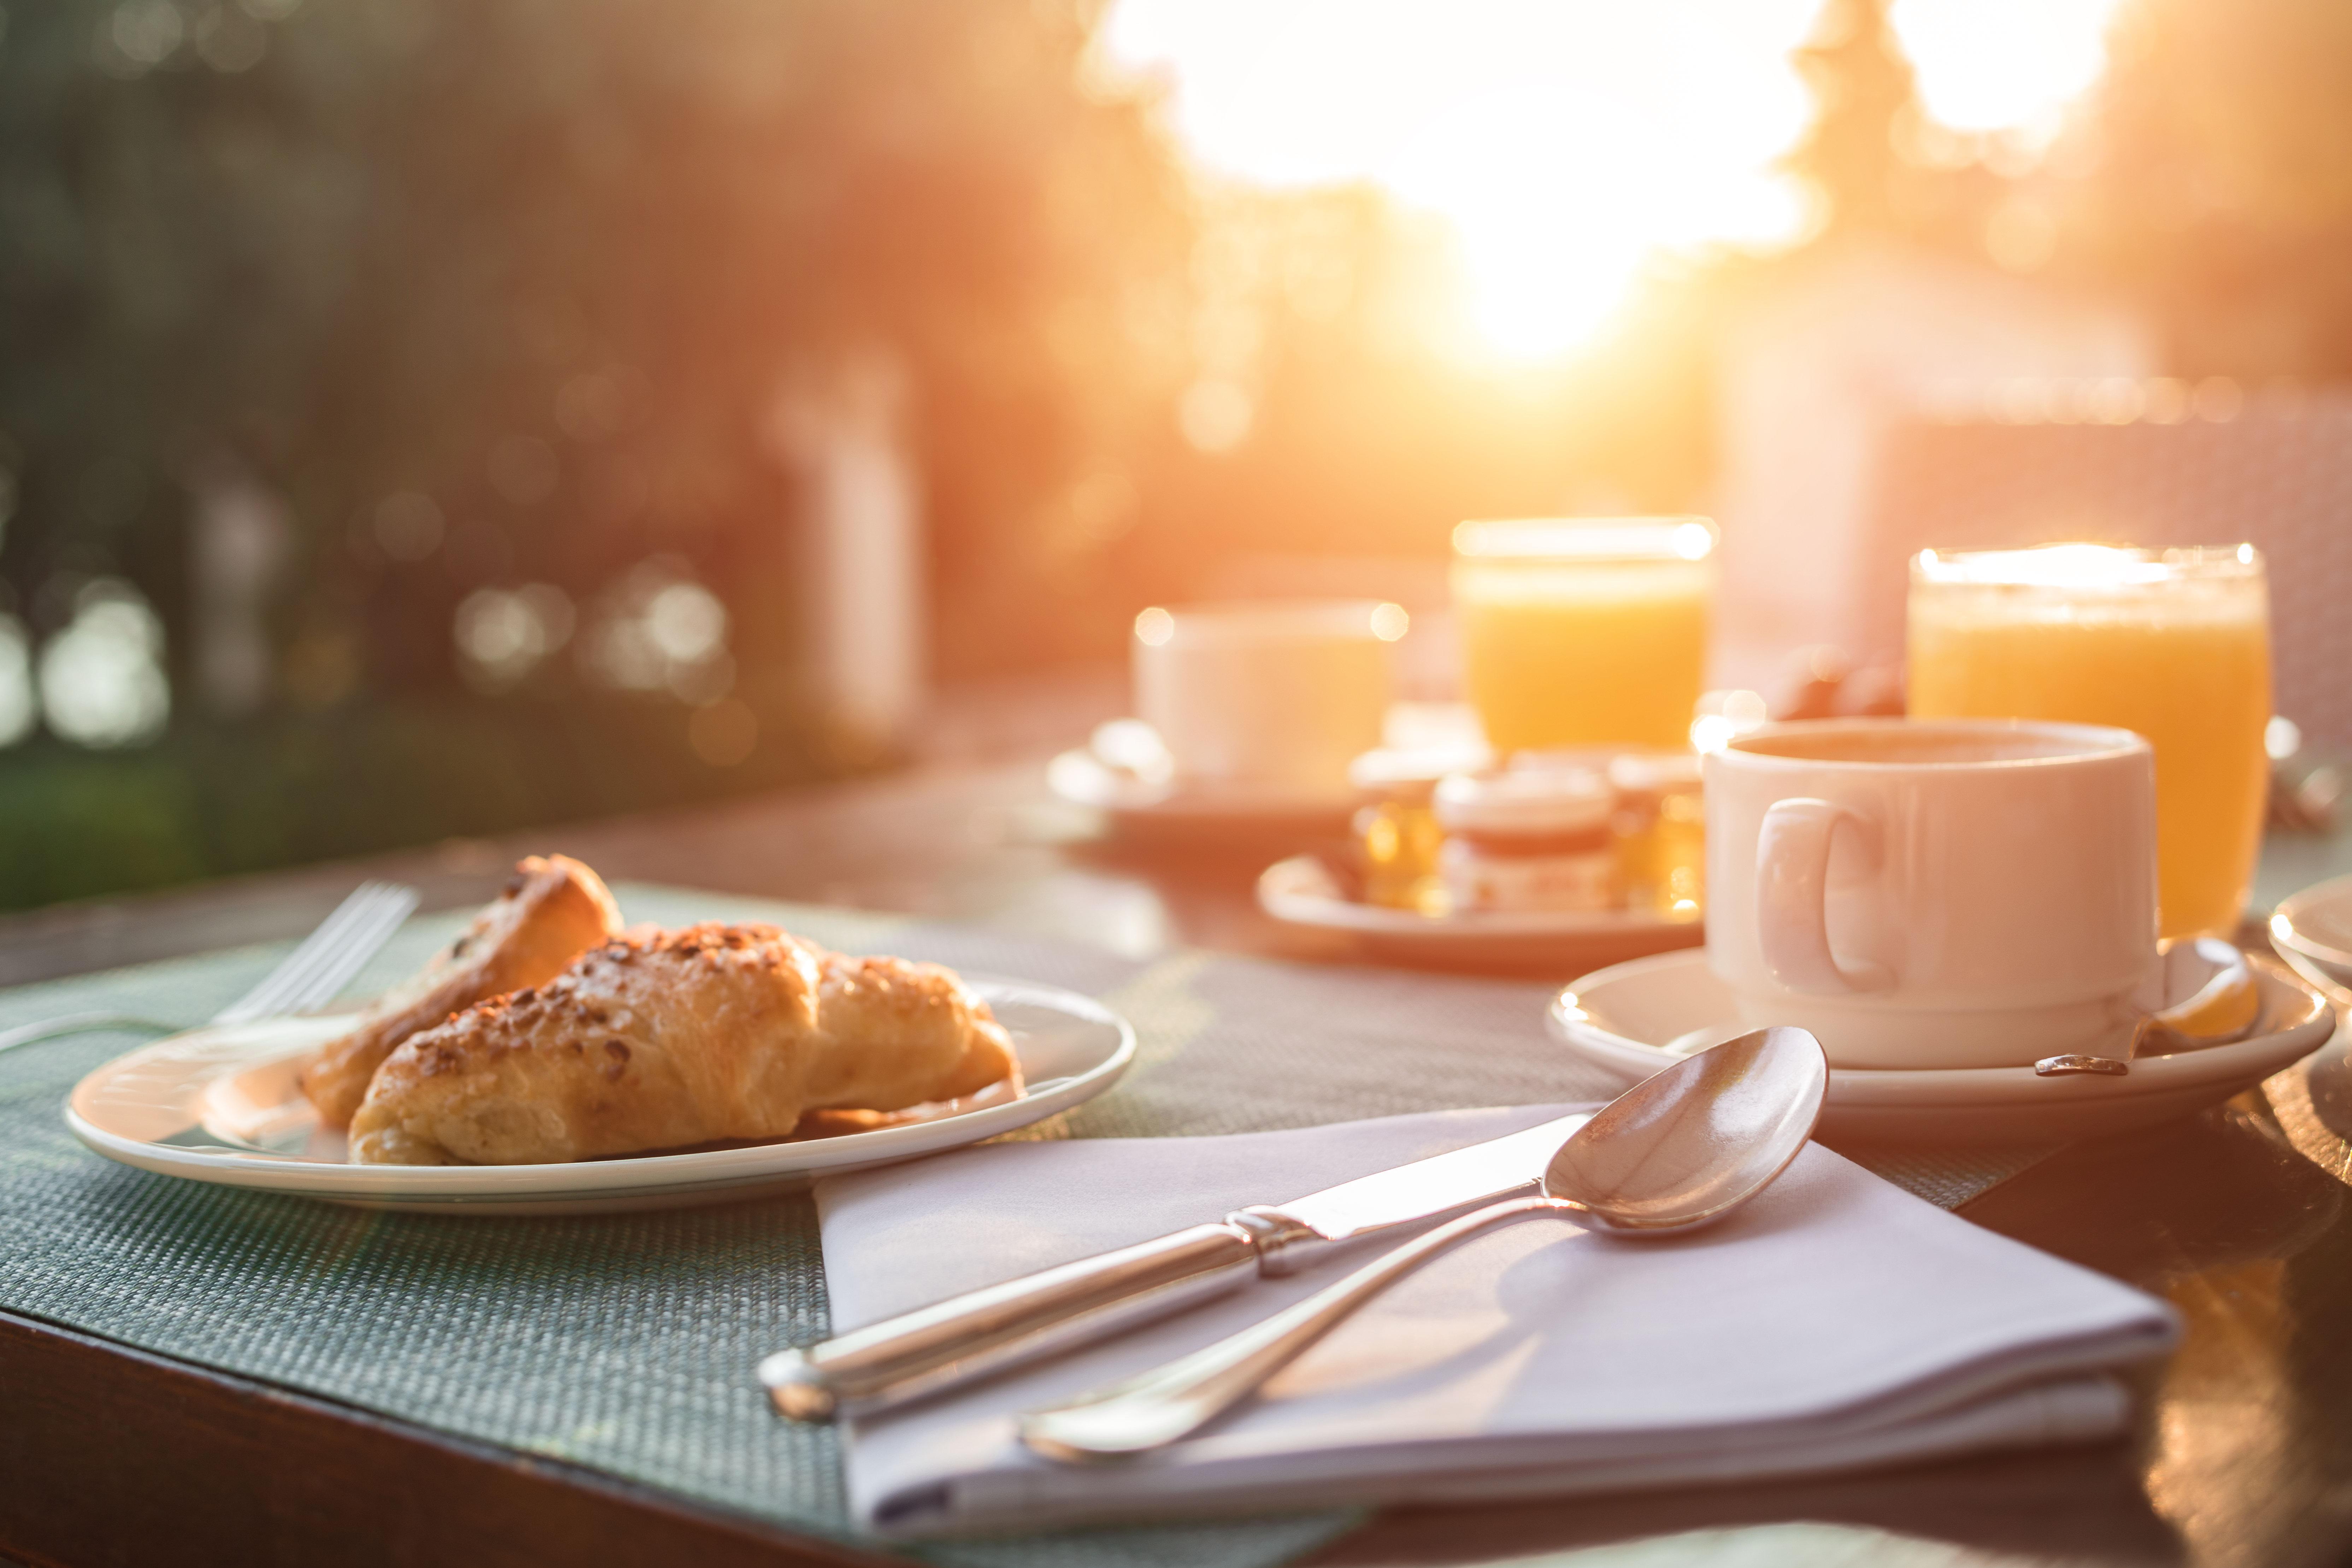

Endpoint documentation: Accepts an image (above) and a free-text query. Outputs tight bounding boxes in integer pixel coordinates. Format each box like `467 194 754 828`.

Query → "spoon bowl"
1553 1023 1830 1233
1021 1026 1829 1462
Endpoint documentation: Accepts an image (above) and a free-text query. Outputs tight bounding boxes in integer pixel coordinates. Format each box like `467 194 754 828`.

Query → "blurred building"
1710 237 2152 685
769 352 926 753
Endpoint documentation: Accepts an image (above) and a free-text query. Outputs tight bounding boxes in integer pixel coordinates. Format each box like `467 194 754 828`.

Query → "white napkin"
815 1105 2176 1537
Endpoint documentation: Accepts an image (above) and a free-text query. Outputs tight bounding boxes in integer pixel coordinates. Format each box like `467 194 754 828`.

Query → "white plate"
1257 854 1704 970
1546 947 2334 1144
2270 872 2352 996
65 976 1135 1214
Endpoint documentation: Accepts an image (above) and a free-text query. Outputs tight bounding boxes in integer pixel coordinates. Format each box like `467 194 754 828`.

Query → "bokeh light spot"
196 7 268 71
688 698 759 767
110 0 184 66
645 582 727 665
554 366 649 443
1672 522 1716 561
454 583 575 690
581 559 732 699
0 615 35 748
487 435 561 506
1178 378 1254 453
373 492 445 561
37 579 170 747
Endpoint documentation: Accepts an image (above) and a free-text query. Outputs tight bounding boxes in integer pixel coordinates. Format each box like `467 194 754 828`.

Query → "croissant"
346 923 1021 1165
300 855 623 1129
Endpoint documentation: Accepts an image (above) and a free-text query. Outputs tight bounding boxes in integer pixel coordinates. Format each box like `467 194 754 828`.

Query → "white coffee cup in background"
1705 718 2159 1069
1132 600 1405 802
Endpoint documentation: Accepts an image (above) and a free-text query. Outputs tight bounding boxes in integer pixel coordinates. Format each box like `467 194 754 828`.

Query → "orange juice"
1908 545 2271 939
1453 519 1715 753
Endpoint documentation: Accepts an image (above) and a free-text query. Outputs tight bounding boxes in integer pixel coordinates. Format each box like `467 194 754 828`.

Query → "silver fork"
0 880 422 1056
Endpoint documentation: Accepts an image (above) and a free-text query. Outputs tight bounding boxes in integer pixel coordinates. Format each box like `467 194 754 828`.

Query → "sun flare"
1099 0 2126 363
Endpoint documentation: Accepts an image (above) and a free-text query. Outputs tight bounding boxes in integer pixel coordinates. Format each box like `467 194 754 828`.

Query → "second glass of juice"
1452 518 1716 754
1907 544 2272 939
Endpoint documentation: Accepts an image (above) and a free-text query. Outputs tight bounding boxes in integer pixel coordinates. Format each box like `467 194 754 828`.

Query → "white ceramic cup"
1133 600 1402 801
1705 718 2159 1069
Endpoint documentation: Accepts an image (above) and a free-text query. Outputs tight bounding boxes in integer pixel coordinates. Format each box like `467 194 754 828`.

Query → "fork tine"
217 903 361 1023
212 881 420 1025
229 885 401 1021
221 888 381 1022
275 883 415 1011
283 884 420 1012
311 883 419 993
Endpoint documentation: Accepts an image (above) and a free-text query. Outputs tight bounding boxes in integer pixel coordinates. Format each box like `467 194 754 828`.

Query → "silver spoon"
1019 1025 1830 1463
2035 936 2262 1078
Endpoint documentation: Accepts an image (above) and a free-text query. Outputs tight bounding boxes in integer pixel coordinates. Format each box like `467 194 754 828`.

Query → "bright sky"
1098 0 2126 362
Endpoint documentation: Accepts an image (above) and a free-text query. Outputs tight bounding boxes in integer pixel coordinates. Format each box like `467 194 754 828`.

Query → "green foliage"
0 0 1187 680
0 694 823 909
0 0 1189 904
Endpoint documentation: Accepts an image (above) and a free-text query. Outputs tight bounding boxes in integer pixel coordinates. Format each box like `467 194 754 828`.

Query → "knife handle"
760 1221 1263 1421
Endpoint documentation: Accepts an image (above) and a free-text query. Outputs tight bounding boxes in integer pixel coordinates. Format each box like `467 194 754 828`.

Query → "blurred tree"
1776 0 2003 256
1781 0 1918 237
0 0 1193 905
0 0 1190 711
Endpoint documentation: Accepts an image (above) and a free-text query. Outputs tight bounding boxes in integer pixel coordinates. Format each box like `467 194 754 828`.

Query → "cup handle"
1756 798 1892 994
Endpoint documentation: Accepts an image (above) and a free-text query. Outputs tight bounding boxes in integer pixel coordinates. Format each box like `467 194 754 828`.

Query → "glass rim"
1911 542 2264 588
1454 516 1717 564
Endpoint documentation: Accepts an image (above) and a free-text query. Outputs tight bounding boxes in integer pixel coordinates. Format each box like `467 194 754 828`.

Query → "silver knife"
759 1110 1590 1422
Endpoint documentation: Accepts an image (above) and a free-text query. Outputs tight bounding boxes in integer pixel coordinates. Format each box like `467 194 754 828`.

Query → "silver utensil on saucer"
1019 1025 1829 1462
2035 936 2262 1078
0 880 420 1057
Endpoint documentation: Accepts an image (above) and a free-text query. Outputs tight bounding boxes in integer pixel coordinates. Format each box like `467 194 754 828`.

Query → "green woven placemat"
0 885 2056 1568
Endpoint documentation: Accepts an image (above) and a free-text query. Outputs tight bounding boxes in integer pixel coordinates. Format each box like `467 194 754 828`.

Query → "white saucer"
1547 947 2333 1144
66 976 1134 1214
1258 855 1704 970
1047 747 1353 829
2270 872 2352 997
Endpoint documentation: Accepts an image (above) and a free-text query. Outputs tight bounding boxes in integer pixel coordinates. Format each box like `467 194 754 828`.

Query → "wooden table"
6 688 2352 1568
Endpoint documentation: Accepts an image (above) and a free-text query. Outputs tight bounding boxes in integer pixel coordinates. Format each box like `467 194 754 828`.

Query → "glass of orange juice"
1452 518 1716 753
1907 544 2272 939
